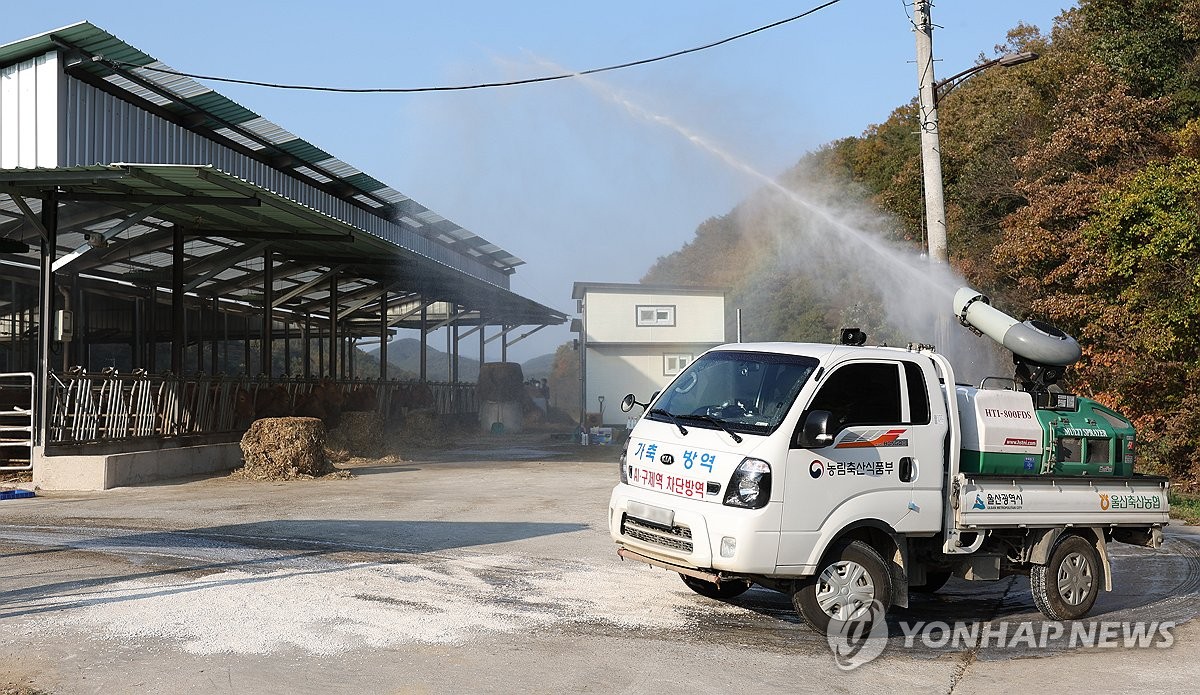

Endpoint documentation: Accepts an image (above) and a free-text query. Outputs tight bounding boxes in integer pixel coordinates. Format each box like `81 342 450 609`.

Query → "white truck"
609 288 1169 631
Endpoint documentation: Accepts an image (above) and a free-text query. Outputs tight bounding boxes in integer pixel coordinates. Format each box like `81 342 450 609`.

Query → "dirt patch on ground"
0 472 32 486
1 671 51 695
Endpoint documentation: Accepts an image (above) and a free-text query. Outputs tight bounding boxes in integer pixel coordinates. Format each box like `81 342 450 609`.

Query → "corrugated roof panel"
373 188 408 204
293 166 332 184
141 251 173 267
132 61 212 99
239 117 297 145
313 157 361 179
185 91 258 126
343 172 384 192
399 216 422 228
213 127 266 151
103 72 172 106
353 194 383 208
416 210 443 224
275 139 332 163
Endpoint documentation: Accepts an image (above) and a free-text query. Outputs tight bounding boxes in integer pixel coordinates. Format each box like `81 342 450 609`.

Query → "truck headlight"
724 458 771 509
619 447 629 484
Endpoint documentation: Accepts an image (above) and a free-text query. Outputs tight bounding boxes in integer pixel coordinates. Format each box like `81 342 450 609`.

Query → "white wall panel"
0 51 62 168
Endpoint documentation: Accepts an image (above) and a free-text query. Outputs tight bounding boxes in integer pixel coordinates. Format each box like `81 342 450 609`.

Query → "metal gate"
0 372 34 471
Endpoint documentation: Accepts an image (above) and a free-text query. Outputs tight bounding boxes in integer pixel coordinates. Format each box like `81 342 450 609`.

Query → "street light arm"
934 51 1039 104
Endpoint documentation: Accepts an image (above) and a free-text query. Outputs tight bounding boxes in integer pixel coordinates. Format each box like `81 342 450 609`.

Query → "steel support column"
171 226 184 374
379 290 388 379
133 294 144 370
303 312 312 379
328 275 339 378
261 250 273 377
211 296 219 375
35 193 57 446
148 287 157 372
419 301 427 383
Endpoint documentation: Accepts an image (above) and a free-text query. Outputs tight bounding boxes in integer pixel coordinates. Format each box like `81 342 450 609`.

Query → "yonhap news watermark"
827 601 1176 670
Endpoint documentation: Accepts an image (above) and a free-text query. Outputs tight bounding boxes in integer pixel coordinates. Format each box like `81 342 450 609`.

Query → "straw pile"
477 362 526 402
238 417 334 480
385 409 450 453
327 411 384 459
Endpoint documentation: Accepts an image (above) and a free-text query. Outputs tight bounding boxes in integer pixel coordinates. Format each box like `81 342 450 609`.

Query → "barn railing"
45 369 477 445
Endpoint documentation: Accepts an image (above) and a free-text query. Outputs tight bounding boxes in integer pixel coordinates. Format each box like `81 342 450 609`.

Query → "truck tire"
679 573 752 600
911 570 952 594
792 540 892 633
1030 534 1101 621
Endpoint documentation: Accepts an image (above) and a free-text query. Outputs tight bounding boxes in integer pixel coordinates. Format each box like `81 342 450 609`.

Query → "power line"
104 0 844 94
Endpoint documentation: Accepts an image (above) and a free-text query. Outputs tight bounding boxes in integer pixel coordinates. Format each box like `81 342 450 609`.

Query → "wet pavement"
1 451 1199 694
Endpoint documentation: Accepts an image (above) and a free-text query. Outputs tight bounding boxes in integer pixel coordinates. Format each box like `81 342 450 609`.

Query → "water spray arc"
565 68 1005 375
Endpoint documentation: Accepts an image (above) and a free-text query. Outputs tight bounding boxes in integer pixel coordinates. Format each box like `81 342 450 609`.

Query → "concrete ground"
2 440 1199 694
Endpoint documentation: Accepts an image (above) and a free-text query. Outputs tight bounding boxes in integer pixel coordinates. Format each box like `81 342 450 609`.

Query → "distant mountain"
365 339 554 383
521 353 556 381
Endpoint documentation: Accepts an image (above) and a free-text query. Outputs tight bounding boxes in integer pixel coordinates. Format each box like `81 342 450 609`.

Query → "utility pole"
913 0 952 352
913 0 948 266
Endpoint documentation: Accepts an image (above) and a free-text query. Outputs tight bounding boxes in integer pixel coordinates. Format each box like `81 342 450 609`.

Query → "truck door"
778 359 944 567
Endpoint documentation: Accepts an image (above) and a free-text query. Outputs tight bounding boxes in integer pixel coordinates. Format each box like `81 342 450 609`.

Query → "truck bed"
953 472 1169 529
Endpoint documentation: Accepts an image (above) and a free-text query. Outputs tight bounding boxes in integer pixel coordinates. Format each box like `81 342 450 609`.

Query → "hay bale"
477 362 525 402
328 411 384 458
239 417 333 480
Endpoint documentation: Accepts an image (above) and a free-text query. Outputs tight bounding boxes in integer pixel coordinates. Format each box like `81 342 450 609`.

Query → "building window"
664 353 693 376
637 305 676 327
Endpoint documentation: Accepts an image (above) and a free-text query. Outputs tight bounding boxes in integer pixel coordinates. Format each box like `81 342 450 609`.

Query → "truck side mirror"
797 410 834 449
621 393 652 413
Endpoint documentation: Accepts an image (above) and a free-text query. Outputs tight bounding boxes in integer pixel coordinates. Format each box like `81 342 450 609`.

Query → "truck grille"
621 515 693 553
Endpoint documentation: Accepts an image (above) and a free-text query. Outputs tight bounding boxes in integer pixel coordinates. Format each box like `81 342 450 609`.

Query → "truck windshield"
648 350 819 436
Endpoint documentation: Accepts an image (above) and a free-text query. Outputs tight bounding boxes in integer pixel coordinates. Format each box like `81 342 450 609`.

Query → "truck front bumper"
609 483 782 575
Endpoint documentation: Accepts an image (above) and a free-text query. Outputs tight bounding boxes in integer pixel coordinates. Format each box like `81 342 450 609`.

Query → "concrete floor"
2 444 1199 694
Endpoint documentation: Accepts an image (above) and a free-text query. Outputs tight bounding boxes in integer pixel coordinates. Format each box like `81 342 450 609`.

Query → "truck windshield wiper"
648 408 688 436
676 414 743 443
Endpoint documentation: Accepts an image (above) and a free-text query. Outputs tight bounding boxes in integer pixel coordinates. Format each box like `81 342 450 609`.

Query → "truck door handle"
899 457 916 483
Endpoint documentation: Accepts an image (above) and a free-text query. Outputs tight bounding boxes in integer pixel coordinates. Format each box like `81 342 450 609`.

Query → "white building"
572 282 727 427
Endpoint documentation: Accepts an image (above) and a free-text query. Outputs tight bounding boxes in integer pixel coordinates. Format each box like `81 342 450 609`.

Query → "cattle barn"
0 22 566 489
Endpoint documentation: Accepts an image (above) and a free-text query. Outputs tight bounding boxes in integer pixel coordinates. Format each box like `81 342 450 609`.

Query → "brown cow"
253 384 292 419
343 384 377 412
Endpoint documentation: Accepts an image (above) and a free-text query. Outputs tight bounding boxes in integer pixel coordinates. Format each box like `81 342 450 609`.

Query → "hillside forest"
635 0 1200 488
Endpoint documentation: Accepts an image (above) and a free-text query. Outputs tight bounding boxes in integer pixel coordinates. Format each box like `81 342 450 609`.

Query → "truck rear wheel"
679 573 752 600
792 540 892 633
1030 534 1101 621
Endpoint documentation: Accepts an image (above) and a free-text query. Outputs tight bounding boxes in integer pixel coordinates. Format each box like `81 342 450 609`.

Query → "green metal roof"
0 21 527 273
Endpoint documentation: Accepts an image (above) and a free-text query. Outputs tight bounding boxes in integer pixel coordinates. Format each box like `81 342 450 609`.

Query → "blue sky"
3 1 1073 360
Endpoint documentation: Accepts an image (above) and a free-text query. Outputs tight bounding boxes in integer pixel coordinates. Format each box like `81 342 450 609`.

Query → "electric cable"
101 0 844 94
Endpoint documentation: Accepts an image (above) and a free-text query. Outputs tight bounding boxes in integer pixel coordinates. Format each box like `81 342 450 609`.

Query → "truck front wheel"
1030 534 1101 621
792 540 892 633
679 574 752 600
